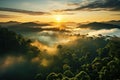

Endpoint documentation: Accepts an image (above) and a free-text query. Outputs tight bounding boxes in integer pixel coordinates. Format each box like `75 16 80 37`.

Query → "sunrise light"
55 15 62 22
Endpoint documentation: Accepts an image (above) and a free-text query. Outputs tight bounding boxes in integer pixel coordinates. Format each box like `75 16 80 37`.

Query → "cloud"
114 13 120 15
0 14 18 18
0 7 50 15
63 0 120 11
88 28 120 36
52 10 75 15
67 3 80 6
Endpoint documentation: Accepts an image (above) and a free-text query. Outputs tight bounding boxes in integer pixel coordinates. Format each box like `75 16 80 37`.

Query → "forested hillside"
0 27 120 80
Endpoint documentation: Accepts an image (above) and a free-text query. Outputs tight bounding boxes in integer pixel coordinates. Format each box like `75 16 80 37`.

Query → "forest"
0 0 120 79
0 27 120 80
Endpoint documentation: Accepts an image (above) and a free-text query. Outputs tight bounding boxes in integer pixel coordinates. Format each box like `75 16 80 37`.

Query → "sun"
56 16 61 22
55 15 62 22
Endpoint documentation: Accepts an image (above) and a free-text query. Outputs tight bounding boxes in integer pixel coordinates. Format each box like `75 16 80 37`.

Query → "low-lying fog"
0 21 120 80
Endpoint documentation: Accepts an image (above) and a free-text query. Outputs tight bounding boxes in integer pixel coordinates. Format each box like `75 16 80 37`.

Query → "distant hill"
19 22 51 27
6 22 43 33
1 21 51 33
7 22 51 28
0 21 69 33
0 21 20 27
105 20 120 26
0 21 51 28
78 22 120 30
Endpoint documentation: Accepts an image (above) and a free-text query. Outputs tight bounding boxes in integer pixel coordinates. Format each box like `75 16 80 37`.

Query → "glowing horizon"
0 0 120 22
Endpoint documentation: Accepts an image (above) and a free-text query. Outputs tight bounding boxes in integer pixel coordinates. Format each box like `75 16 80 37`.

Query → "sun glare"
55 15 62 22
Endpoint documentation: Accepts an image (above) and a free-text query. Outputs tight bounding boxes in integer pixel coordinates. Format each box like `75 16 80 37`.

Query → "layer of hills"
78 21 120 30
0 21 69 33
0 20 120 33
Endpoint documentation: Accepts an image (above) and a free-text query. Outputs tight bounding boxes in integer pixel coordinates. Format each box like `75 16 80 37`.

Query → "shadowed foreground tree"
0 27 41 80
0 27 40 56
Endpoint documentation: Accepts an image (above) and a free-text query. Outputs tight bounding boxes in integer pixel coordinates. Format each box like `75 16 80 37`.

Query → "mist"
0 21 120 80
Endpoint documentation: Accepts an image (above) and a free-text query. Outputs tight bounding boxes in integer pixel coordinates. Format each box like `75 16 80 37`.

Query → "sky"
0 0 120 22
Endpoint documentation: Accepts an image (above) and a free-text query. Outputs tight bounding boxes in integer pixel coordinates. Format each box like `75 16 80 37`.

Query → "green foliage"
63 70 74 78
0 27 40 57
35 73 43 80
0 27 120 80
63 64 71 71
57 73 63 80
99 66 108 80
57 45 62 49
75 71 90 80
62 77 69 80
46 72 58 80
44 36 120 80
